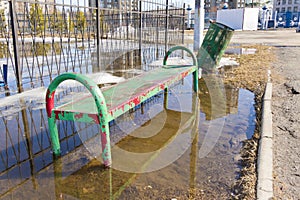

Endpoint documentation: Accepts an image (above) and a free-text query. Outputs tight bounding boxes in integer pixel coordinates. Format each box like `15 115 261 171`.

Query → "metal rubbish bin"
197 22 234 71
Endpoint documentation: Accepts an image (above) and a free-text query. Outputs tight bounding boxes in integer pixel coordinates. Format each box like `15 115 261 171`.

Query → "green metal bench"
46 46 199 167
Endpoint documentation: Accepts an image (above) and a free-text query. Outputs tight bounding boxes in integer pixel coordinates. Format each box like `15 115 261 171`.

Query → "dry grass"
223 45 277 199
223 45 276 92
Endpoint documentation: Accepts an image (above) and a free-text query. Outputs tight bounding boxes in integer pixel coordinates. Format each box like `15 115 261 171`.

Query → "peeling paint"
132 97 140 106
54 110 64 119
46 89 55 118
46 46 199 167
74 113 84 120
88 114 100 124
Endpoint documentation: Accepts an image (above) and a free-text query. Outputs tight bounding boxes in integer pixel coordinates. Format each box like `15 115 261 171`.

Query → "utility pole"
187 5 192 29
193 0 205 52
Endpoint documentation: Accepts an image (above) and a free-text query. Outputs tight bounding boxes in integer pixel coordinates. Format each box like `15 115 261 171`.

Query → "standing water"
0 50 256 199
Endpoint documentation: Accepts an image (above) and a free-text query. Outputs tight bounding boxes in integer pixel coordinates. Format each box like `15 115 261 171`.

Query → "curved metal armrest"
163 45 199 92
45 72 112 167
163 45 198 67
45 72 108 123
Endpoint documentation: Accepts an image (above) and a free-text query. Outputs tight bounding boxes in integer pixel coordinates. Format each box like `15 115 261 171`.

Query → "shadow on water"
0 50 256 199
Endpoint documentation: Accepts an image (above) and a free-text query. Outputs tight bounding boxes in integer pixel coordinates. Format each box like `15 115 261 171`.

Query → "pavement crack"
277 126 297 138
277 125 287 131
293 174 300 177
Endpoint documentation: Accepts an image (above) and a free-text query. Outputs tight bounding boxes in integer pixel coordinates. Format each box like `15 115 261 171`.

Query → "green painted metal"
46 73 112 167
55 66 198 122
46 46 199 168
162 45 198 92
48 115 60 156
197 22 234 71
163 45 197 67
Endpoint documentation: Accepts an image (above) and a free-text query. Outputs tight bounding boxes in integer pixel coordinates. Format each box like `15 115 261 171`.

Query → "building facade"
0 0 56 15
0 1 9 16
273 0 300 13
89 0 138 10
204 0 246 13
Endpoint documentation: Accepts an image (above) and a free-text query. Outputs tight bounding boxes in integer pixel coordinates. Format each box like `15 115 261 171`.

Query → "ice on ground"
58 72 125 88
0 72 125 118
218 57 239 68
149 57 193 67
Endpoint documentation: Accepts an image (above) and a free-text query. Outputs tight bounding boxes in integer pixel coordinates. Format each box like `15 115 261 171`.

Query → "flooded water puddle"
0 68 256 199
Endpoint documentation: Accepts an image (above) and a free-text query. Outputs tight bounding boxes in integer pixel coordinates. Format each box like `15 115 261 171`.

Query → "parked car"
296 23 300 33
277 21 285 27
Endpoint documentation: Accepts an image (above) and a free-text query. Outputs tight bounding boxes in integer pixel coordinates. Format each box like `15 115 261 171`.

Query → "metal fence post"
139 0 142 51
3 64 8 86
182 4 185 45
9 0 22 92
165 0 169 53
126 12 129 40
181 4 186 58
96 0 101 71
156 6 159 58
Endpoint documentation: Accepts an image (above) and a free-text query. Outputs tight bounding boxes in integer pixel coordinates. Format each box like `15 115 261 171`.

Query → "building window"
282 7 286 12
287 7 292 11
294 6 298 12
277 0 281 5
294 0 299 4
282 0 286 4
288 0 292 4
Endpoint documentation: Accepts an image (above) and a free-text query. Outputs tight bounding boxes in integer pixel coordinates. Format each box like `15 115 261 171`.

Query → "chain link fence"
0 0 185 94
0 0 186 196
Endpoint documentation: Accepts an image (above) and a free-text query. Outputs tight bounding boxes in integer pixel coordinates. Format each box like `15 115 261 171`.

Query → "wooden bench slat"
46 45 199 167
55 65 197 123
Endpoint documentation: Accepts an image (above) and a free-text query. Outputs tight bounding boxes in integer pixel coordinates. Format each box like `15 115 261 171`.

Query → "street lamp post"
193 0 205 52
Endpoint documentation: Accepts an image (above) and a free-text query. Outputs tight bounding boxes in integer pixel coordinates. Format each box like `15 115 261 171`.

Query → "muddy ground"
221 44 274 199
57 30 300 200
178 29 300 199
186 29 300 199
226 29 300 199
272 47 300 200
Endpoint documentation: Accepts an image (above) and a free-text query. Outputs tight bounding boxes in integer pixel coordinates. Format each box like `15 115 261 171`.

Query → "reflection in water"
104 50 143 79
53 79 199 199
92 48 166 79
0 65 256 198
199 76 239 120
0 43 7 59
0 42 61 58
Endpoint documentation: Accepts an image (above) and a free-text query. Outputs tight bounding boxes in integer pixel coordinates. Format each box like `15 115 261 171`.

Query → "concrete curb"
256 81 273 200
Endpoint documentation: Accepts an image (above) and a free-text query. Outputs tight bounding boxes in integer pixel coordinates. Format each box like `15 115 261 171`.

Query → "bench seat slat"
54 65 197 123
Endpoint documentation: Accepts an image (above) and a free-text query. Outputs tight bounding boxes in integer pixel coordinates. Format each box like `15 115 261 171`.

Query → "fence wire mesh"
0 0 186 196
0 0 185 93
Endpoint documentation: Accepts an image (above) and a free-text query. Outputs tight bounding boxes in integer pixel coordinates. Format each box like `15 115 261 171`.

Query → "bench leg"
48 116 61 156
164 88 169 109
193 70 198 92
100 123 112 167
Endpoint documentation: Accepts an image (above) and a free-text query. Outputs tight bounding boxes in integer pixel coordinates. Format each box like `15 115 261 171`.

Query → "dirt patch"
222 45 280 91
271 47 300 200
226 45 300 200
220 45 277 199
